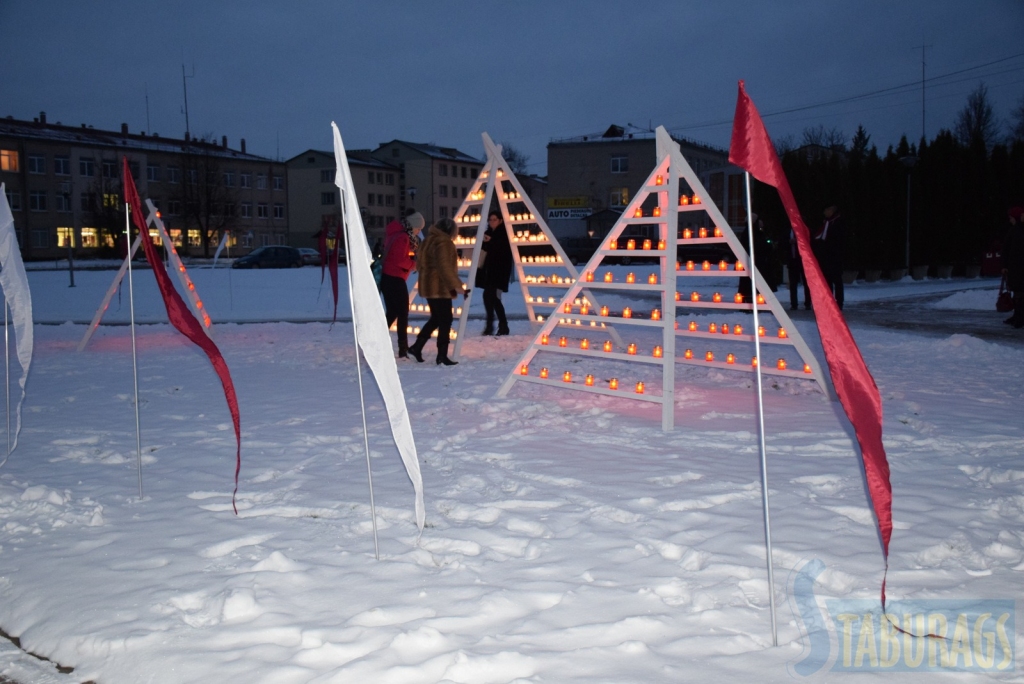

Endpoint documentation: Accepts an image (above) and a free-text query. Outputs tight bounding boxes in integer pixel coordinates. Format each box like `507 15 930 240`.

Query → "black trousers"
380 274 409 355
482 287 507 331
822 261 844 309
788 259 809 308
412 298 454 360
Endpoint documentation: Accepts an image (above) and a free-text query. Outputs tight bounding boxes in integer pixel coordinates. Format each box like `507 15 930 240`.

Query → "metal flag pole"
4 300 9 458
340 186 379 560
746 172 778 646
125 204 144 499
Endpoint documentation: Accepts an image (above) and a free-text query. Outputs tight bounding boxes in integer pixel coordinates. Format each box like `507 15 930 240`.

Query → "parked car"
231 246 303 269
298 247 322 266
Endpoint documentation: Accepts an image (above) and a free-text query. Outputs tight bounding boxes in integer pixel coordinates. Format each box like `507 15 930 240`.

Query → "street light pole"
61 182 75 287
899 155 918 272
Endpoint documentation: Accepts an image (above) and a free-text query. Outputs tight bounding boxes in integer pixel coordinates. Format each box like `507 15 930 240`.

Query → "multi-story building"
0 112 287 259
545 125 737 242
285 149 400 250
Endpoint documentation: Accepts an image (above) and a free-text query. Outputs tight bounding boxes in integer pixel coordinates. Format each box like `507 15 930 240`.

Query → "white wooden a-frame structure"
497 127 826 430
78 199 212 351
406 132 619 359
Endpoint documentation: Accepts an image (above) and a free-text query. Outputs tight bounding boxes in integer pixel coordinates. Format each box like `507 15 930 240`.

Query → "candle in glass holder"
776 358 787 370
558 336 568 347
757 294 766 305
688 321 697 331
519 364 528 375
650 308 661 321
539 367 549 379
604 272 613 283
655 175 664 186
721 324 730 334
702 260 711 271
734 293 744 303
680 195 690 206
652 207 661 217
652 345 663 358
585 271 594 282
718 260 728 270
676 291 682 301
609 378 619 390
626 272 636 284
735 262 745 271
627 343 637 355
714 227 723 237
603 340 613 353
563 371 572 383
734 324 743 335
585 374 594 386
540 334 549 345
626 239 636 250
778 327 788 339
705 351 714 362
693 195 701 204
657 239 666 250
634 208 643 218
712 292 722 303
758 326 766 337
580 304 590 315
709 323 717 333
642 239 652 250
684 348 694 359
691 292 700 302
752 356 758 367
648 273 658 285
563 302 572 314
600 305 609 316
635 381 645 394
682 228 693 239
686 260 695 271
699 227 708 238
622 307 632 318
580 338 590 350
726 353 735 364
804 363 812 374
609 239 618 250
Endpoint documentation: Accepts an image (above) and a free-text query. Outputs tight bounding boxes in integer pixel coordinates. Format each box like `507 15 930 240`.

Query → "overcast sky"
2 1 1021 173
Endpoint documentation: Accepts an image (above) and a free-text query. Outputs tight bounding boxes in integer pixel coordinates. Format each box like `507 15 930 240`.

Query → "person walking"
475 210 513 335
1003 206 1024 328
813 204 845 309
787 228 810 310
380 212 424 358
409 218 465 365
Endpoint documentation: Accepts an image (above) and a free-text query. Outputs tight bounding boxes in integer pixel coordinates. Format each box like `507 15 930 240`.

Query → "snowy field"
1 266 1022 683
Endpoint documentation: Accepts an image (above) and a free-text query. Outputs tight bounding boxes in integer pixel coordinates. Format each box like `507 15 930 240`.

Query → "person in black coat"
1003 206 1024 328
474 210 513 335
812 204 845 309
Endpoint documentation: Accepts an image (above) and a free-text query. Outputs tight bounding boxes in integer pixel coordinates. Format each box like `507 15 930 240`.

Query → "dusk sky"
2 2 1021 173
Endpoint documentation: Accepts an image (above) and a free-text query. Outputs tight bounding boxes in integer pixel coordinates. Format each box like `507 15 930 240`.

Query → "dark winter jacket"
1004 223 1024 292
382 220 416 280
417 226 464 299
812 213 845 270
474 224 514 292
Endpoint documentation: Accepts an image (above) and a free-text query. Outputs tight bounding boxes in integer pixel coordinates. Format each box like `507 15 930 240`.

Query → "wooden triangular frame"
497 127 827 430
406 132 620 359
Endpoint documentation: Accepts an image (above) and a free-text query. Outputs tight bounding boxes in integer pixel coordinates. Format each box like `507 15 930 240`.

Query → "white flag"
331 123 425 530
0 183 33 462
212 230 229 268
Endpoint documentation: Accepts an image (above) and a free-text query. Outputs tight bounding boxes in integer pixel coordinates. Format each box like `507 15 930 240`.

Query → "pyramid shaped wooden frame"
406 132 619 358
496 127 827 430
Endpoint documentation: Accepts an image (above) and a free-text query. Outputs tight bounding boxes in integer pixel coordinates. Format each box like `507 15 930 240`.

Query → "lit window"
103 193 120 208
1 150 19 172
610 188 629 207
80 227 99 248
188 230 202 247
57 227 75 247
28 155 45 174
610 157 628 174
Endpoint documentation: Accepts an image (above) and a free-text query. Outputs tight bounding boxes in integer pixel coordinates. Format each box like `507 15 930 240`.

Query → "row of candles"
538 328 791 354
502 191 522 200
647 174 705 206
582 262 744 285
388 324 457 339
521 255 563 263
456 214 482 224
552 299 776 321
523 274 574 284
523 365 648 394
603 228 723 252
512 231 548 242
409 304 464 315
679 291 766 304
454 236 478 245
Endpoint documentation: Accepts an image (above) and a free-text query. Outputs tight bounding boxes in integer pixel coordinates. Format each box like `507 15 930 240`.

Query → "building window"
256 174 267 190
186 168 198 184
57 227 75 247
439 206 448 218
385 173 395 185
471 167 479 178
438 185 448 198
129 161 140 180
220 170 234 187
376 194 383 206
80 227 99 248
166 166 180 183
273 203 284 219
375 172 382 184
4 190 20 211
610 188 629 208
257 203 269 219
102 160 117 178
610 157 628 174
147 164 161 182
366 193 374 206
188 229 202 247
461 166 467 178
28 155 45 174
29 191 46 212
80 158 95 176
55 156 70 176
367 171 374 184
240 203 252 218
273 175 283 190
103 193 119 208
31 230 49 248
385 195 394 207
321 191 336 205
56 194 71 212
167 199 182 216
224 202 236 217
438 164 448 177
0 150 19 172
240 173 252 188
261 233 270 246
322 169 337 183
242 232 253 248
79 192 95 211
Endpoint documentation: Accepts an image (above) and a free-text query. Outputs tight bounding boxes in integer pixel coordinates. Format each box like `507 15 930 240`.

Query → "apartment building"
369 140 482 225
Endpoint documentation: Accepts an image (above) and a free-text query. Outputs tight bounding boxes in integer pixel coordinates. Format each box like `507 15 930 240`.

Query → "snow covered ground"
1 267 1021 683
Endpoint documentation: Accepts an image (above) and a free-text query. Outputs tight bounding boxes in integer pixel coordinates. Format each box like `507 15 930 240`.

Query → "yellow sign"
547 196 589 209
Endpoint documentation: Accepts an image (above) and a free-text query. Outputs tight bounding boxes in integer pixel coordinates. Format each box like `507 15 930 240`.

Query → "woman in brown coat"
409 218 465 365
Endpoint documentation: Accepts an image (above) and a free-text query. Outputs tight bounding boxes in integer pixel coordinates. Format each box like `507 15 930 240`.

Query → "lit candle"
626 272 636 284
604 272 614 283
676 291 682 301
699 227 708 238
652 345 663 358
752 357 758 367
705 351 714 362
734 293 744 303
585 271 594 282
609 378 619 390
682 228 692 239
580 338 590 350
702 261 711 271
634 208 643 218
655 175 663 186
642 239 652 250
722 324 730 334
580 304 590 315
684 348 693 360
635 381 645 394
563 371 572 383
539 367 549 379
652 207 661 217
626 239 636 250
778 327 788 339
658 239 666 250
622 307 632 318
726 353 735 364
627 343 637 355
650 308 661 321
734 324 743 335
688 321 697 331
693 195 701 204
648 273 658 285
709 323 717 333
603 340 613 352
804 363 812 374
563 302 572 314
691 292 700 302
585 374 594 386
600 305 609 316
680 195 690 206
558 336 568 347
609 239 618 250
758 326 766 337
712 292 722 303
520 364 529 376
735 262 745 271
718 260 728 270
756 294 766 305
686 260 695 271
714 227 723 237
540 334 549 345
777 359 787 370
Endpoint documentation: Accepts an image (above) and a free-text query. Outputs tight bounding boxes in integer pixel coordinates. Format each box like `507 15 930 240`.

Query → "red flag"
121 158 243 513
729 82 892 597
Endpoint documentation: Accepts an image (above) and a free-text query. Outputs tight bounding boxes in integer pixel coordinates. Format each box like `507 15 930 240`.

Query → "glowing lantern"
655 175 664 186
585 374 594 386
627 343 637 355
604 272 614 283
718 260 728 270
699 227 708 238
682 228 692 239
778 327 788 339
714 227 723 237
652 345 663 358
722 324 730 334
574 339 587 352
520 364 529 376
622 307 632 318
804 363 813 374
563 371 572 383
709 323 718 333
777 359 787 370
675 291 682 301
600 305 610 317
734 293 744 303
702 261 711 271
627 239 636 250
563 302 572 314
626 272 636 284
585 271 594 282
705 351 714 362
558 336 568 347
539 367 549 379
712 292 723 303
642 239 652 250
648 273 658 285
603 340 613 353
758 326 766 337
657 239 666 250
609 378 619 390
540 334 549 345
635 381 645 394
652 207 661 217
609 239 618 250
693 195 702 204
650 308 661 321
752 357 758 367
734 324 743 335
735 262 745 271
726 353 735 365
580 304 590 315
688 321 697 331
691 292 700 302
634 208 643 218
680 195 690 206
684 349 693 359
756 294 766 305
686 260 695 271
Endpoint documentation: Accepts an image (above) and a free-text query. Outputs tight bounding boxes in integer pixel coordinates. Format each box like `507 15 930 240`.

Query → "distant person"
380 212 424 358
408 218 466 365
371 238 383 261
736 213 776 300
1003 206 1024 329
787 228 810 310
813 204 845 309
475 211 513 335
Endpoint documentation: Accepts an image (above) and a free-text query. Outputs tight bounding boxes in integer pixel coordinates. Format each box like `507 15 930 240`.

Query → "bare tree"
498 141 530 174
954 83 998 151
1009 93 1024 144
801 125 847 149
774 134 796 156
176 135 237 256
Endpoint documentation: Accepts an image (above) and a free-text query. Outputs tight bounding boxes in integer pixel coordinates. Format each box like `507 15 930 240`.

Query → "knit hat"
405 212 425 231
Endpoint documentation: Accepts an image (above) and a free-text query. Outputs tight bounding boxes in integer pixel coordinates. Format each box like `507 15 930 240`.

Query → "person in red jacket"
381 212 424 357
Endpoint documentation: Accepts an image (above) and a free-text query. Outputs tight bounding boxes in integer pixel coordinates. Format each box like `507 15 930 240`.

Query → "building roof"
375 139 482 164
548 124 727 156
285 148 400 169
0 115 272 162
